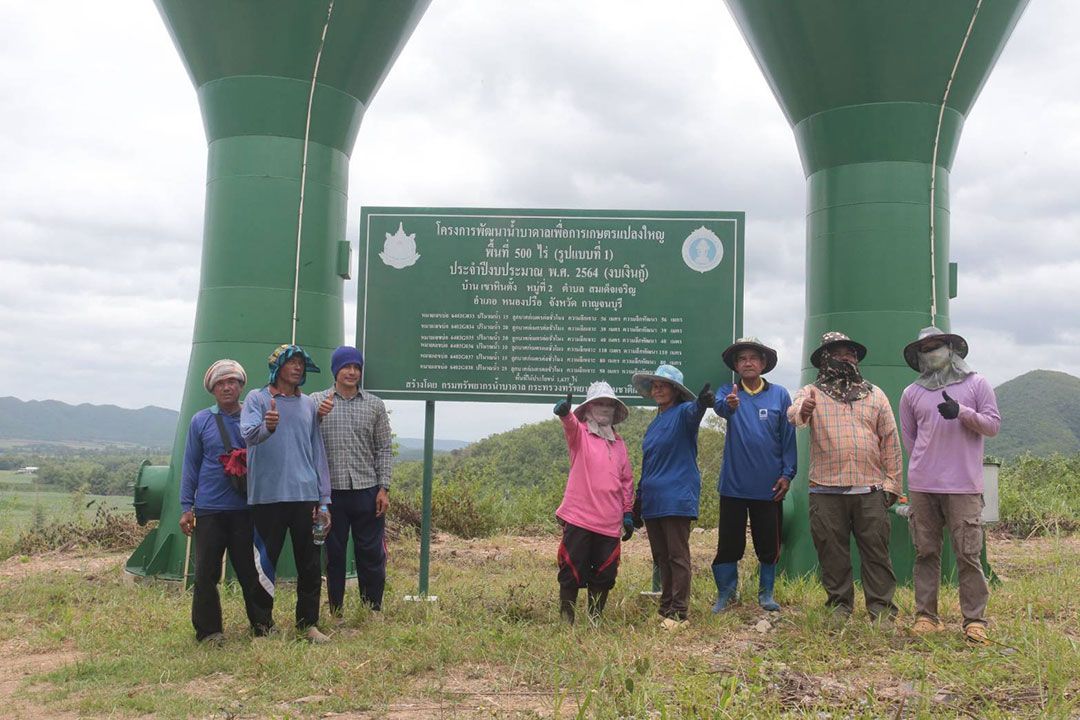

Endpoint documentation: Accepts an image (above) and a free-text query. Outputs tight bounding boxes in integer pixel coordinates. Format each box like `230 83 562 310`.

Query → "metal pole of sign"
405 400 438 602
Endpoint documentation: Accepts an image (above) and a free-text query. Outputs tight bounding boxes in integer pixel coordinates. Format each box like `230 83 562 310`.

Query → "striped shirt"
787 384 903 496
309 387 393 491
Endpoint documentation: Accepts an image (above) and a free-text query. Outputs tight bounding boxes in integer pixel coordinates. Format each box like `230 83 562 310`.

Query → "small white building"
14 466 39 475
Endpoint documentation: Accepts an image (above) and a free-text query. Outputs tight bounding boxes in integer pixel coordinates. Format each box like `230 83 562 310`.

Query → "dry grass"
0 530 1076 718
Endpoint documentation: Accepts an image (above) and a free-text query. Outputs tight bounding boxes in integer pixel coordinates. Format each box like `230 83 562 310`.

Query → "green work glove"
553 392 572 417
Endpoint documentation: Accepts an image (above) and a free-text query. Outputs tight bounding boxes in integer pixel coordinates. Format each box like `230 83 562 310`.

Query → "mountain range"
1 368 1077 459
0 396 468 455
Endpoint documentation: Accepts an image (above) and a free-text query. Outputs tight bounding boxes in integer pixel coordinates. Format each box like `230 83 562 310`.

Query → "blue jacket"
180 406 248 515
713 380 797 501
639 400 706 519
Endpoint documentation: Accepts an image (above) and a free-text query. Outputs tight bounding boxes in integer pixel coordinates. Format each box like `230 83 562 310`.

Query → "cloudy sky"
2 1 1077 442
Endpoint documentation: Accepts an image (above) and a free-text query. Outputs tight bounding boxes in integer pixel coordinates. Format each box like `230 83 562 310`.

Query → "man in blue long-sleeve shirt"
710 337 796 613
180 359 272 643
240 344 332 643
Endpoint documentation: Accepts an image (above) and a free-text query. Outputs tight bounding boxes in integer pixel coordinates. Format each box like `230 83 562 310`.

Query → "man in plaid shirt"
312 346 393 615
787 332 903 623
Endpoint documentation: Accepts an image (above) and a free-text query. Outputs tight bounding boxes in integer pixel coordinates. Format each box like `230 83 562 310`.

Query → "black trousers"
251 501 322 629
557 522 621 591
191 509 273 640
326 487 387 611
713 495 783 565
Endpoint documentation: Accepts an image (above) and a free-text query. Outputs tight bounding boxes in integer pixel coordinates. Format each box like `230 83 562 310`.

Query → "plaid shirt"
788 384 903 496
310 387 393 491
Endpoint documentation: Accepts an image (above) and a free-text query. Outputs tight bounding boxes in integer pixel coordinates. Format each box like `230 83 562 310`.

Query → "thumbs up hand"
553 392 572 417
800 387 817 422
317 393 334 418
725 383 740 411
937 390 960 420
697 383 715 410
265 396 280 433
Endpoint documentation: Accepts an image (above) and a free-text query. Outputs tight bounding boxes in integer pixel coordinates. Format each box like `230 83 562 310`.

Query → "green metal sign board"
358 207 744 403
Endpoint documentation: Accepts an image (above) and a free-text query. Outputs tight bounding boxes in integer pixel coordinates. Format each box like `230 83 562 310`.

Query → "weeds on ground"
0 531 1076 718
998 454 1080 536
10 501 150 556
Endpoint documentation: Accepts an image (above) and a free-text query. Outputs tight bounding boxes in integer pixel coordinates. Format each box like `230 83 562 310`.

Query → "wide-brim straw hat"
631 364 695 403
902 326 969 371
722 337 778 374
809 331 868 369
573 381 629 425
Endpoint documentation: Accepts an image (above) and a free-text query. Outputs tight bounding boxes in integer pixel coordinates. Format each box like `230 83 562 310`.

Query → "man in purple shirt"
899 327 1001 645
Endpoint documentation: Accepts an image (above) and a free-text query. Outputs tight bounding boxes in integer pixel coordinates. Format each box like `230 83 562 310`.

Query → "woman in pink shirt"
553 381 635 625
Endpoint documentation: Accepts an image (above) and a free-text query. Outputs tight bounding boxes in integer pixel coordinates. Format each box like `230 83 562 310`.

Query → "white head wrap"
203 359 247 393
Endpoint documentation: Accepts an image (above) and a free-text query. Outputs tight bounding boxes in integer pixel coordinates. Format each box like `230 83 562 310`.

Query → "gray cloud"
2 0 1077 441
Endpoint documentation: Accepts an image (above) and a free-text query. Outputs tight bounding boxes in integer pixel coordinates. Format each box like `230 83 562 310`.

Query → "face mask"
586 404 616 427
920 345 952 371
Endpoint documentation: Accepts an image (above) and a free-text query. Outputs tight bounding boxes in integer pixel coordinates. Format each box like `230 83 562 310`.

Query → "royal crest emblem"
379 222 421 269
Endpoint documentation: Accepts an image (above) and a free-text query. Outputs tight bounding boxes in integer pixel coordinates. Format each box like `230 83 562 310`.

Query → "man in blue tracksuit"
710 337 796 612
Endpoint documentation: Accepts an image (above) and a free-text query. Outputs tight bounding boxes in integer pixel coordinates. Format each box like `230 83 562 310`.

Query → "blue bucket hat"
267 344 320 386
331 345 364 379
631 364 695 403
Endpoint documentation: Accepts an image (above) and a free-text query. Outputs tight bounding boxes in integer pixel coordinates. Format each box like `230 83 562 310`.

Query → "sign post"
357 207 744 598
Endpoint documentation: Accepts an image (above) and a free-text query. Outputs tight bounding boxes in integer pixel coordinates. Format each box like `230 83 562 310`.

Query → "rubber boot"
586 587 609 624
711 562 738 613
559 587 578 625
758 563 780 612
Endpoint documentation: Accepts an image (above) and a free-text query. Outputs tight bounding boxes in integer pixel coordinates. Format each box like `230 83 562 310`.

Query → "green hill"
987 370 1080 459
390 408 726 535
0 397 178 449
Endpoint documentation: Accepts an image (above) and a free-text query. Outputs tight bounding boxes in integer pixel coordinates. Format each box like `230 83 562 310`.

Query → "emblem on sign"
681 226 723 273
379 222 421 269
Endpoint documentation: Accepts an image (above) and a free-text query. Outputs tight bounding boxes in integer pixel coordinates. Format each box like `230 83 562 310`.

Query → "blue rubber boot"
758 563 780 612
711 562 738 613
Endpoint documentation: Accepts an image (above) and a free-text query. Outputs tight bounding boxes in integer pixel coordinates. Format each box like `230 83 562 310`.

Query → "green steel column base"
125 527 185 581
138 0 433 581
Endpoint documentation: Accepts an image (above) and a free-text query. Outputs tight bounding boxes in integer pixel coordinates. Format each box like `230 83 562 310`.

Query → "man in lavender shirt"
899 327 1001 645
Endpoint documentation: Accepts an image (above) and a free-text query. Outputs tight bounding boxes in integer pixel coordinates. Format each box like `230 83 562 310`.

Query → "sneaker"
199 632 225 646
910 616 946 636
660 617 689 632
964 622 989 646
304 626 331 644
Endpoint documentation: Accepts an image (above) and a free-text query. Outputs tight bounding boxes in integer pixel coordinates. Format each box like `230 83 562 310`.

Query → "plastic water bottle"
313 505 329 545
891 504 913 519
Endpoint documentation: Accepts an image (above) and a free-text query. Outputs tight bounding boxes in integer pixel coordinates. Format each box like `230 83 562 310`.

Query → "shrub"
12 501 150 555
998 454 1080 536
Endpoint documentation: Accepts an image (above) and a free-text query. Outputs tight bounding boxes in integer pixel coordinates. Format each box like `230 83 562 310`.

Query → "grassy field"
0 528 1076 719
0 473 131 553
